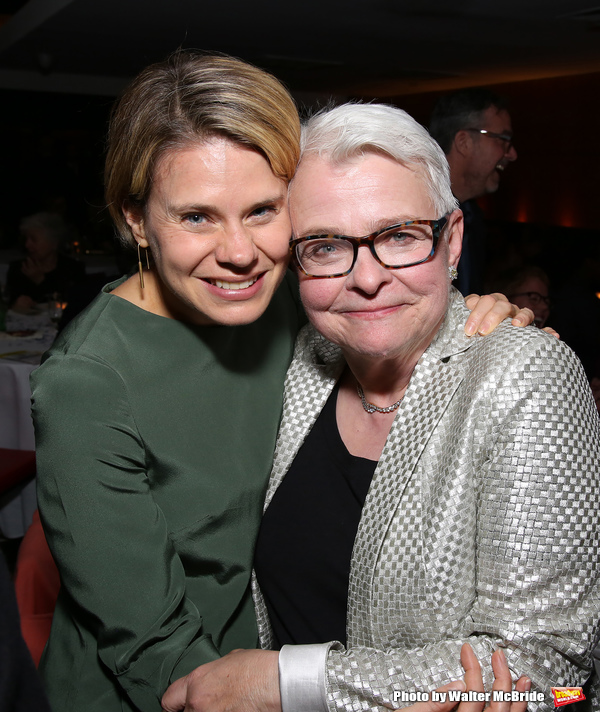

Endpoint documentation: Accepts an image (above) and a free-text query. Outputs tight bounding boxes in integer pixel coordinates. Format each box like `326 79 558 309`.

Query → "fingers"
541 326 560 339
457 643 486 712
463 293 520 337
455 645 531 712
509 307 535 328
510 676 532 712
489 649 530 712
488 649 512 712
161 675 188 712
402 680 465 712
403 646 532 712
460 643 483 693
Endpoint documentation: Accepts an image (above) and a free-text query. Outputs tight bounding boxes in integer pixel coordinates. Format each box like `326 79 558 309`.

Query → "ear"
453 130 473 158
446 209 463 267
123 203 150 249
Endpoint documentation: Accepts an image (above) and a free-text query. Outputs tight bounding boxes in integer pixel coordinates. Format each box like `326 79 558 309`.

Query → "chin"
211 297 274 326
485 178 501 194
336 331 411 361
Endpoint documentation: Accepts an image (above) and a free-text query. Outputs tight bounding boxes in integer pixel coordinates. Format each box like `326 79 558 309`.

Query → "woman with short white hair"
165 104 600 712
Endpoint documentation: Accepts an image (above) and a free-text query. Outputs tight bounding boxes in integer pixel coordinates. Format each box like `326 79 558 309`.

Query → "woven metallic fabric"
253 289 600 711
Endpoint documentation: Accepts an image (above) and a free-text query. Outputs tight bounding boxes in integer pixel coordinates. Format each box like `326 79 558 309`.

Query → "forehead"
149 137 285 203
154 137 263 180
481 106 512 133
290 152 436 235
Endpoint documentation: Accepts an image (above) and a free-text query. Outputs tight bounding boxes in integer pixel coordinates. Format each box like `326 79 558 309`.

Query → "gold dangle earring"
137 243 150 290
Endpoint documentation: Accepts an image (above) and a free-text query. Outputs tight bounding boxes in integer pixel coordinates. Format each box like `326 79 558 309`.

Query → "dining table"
0 308 57 539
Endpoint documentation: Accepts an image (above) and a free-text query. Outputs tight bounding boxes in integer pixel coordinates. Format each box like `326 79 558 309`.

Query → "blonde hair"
105 51 301 247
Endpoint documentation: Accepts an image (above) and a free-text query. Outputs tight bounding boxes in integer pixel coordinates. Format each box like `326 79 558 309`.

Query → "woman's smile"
291 152 462 365
124 137 291 326
201 272 266 299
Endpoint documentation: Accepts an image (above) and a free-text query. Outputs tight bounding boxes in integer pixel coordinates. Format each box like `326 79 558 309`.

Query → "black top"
254 383 377 647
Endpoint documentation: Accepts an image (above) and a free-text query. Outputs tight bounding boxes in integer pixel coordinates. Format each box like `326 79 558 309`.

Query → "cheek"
269 234 292 265
299 278 341 316
261 220 293 263
151 235 210 281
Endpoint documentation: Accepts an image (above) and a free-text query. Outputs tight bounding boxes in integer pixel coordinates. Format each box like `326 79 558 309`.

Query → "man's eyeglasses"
290 217 447 279
509 291 550 307
464 128 514 152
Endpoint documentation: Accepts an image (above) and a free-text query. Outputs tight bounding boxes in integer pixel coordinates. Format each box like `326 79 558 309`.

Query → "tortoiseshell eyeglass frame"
289 216 448 279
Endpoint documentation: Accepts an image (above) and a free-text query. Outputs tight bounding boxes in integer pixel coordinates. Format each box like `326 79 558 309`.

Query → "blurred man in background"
430 88 517 295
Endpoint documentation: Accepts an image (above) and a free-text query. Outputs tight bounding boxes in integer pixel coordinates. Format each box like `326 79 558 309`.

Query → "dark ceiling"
0 0 598 100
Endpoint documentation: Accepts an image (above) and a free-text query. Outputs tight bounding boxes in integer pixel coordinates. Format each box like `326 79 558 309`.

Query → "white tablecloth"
0 314 57 538
0 359 38 450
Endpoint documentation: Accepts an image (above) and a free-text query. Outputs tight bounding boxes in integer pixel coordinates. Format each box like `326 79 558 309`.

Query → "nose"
346 245 393 294
214 224 259 268
506 143 517 162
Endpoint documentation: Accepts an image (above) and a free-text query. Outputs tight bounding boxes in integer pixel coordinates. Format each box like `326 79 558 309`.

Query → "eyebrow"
165 192 287 219
298 216 423 238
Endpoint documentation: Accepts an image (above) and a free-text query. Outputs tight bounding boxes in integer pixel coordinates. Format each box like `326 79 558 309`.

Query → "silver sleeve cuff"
278 643 332 712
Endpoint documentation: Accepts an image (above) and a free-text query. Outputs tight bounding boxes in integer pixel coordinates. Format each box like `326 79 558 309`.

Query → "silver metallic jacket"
254 290 600 711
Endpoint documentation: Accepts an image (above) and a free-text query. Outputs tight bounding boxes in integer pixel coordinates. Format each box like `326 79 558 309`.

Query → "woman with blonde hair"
33 51 303 712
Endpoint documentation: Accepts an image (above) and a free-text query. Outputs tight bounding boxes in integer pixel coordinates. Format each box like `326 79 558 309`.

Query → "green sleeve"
33 354 220 711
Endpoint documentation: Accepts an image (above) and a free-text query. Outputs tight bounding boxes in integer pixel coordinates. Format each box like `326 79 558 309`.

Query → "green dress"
31 273 304 712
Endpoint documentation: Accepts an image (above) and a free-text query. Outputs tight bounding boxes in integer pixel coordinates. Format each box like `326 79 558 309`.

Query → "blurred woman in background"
6 211 84 310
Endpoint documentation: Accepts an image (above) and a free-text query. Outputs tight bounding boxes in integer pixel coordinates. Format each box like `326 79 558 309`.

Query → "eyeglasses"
290 216 448 279
509 291 550 307
464 128 514 152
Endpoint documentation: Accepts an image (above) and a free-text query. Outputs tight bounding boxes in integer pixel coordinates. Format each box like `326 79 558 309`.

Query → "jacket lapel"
262 325 346 512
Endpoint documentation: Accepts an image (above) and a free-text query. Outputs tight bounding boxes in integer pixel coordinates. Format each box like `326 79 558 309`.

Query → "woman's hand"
11 294 36 312
161 649 280 712
161 644 531 712
407 644 530 712
464 293 535 337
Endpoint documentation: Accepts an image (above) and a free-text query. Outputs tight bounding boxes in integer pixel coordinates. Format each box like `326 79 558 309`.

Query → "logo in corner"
551 687 585 707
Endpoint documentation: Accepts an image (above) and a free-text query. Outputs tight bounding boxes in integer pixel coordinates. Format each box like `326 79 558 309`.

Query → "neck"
446 152 475 203
112 269 176 320
343 352 416 407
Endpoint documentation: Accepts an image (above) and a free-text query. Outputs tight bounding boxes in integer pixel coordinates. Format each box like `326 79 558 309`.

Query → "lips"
206 275 260 290
341 304 405 318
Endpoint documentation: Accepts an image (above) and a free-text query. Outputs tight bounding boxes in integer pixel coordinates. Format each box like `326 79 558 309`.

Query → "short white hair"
299 103 458 217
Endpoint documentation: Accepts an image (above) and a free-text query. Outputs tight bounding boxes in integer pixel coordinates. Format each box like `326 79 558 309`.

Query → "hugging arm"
164 331 597 712
161 644 531 712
